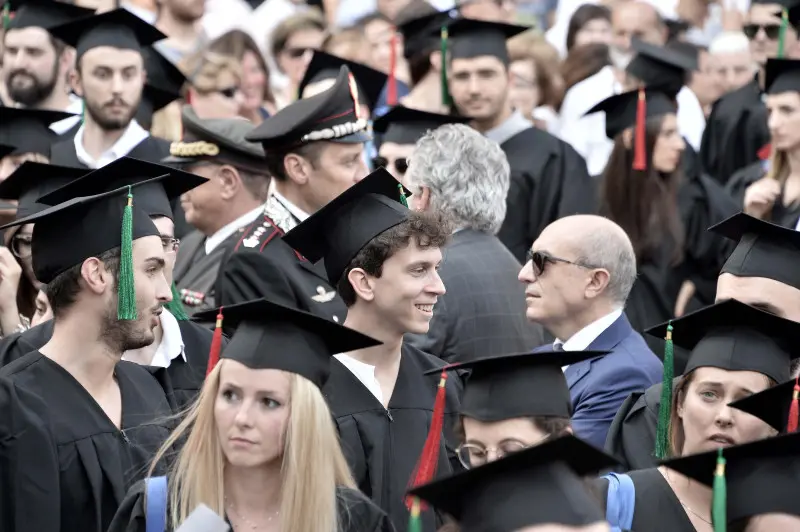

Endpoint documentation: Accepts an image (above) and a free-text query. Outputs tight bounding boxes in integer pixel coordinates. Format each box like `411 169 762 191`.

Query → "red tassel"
387 31 398 106
632 87 647 171
758 143 772 161
787 376 799 433
405 371 448 510
206 308 224 376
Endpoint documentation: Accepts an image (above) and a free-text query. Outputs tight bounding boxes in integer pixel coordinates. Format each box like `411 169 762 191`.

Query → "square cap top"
282 168 411 284
245 66 370 147
0 106 76 156
728 378 797 432
0 162 88 219
709 212 800 290
765 58 800 95
138 83 180 119
49 8 166 60
408 435 618 531
426 350 609 421
373 105 471 145
584 88 676 140
645 299 800 382
443 18 529 63
142 46 186 94
299 51 388 112
661 432 800 523
38 156 207 220
0 179 162 284
626 38 697 99
193 298 381 388
6 0 94 31
397 9 455 60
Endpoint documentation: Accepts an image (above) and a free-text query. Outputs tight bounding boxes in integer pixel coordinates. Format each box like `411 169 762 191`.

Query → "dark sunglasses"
217 86 239 99
372 156 408 174
526 249 593 277
284 47 312 59
743 23 783 40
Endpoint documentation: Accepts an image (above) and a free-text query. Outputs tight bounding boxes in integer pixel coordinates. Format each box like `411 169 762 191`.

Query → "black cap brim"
728 378 796 432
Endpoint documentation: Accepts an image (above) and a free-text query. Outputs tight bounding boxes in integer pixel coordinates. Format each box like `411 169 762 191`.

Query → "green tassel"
778 8 789 58
164 282 189 321
2 2 10 31
655 321 674 459
398 183 409 208
440 26 451 107
407 497 423 532
117 186 137 321
712 448 727 532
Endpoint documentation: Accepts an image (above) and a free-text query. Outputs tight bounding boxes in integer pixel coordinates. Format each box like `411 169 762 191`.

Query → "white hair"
709 31 750 56
406 124 510 234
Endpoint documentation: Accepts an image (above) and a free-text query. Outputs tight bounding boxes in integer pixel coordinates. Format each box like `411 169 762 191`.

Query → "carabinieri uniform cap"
626 38 698 99
282 167 411 284
0 106 76 156
162 107 267 173
246 66 370 148
0 162 88 219
442 18 528 64
372 105 470 146
728 377 800 433
193 298 381 388
584 88 676 140
408 435 618 531
298 51 388 111
4 0 94 31
709 212 800 290
49 8 166 60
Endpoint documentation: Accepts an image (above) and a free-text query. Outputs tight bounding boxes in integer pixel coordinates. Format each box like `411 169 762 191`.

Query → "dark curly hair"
337 210 452 307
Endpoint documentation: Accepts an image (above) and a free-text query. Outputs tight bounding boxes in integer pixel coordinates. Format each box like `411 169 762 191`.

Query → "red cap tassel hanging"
206 307 224 376
387 30 398 106
787 376 799 433
632 86 647 171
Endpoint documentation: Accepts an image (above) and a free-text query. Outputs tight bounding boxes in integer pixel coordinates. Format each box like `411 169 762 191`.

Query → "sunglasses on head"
372 156 408 174
526 249 594 277
743 23 783 40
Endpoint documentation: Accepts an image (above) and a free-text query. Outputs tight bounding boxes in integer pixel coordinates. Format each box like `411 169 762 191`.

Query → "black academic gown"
0 352 175 532
726 161 800 229
700 79 769 185
496 126 596 263
107 481 394 532
323 344 463 532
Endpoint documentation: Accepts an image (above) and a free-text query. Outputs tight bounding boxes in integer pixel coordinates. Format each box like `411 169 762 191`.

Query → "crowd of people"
0 0 800 531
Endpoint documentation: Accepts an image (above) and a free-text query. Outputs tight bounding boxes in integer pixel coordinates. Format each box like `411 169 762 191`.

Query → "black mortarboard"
0 162 88 219
245 66 370 148
444 18 528 64
6 0 94 31
282 167 411 284
49 8 166 60
397 10 454 60
299 51 388 111
142 46 186 94
162 107 267 173
427 350 609 421
728 377 799 432
710 212 800 290
408 435 617 531
584 88 676 140
138 83 180 119
38 156 206 220
0 180 161 285
645 299 800 382
0 144 14 159
0 106 76 156
765 58 800 94
192 298 381 388
373 105 470 145
662 432 800 524
626 38 697 99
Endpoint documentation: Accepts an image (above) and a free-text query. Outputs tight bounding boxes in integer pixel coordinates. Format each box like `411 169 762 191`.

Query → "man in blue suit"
519 215 663 449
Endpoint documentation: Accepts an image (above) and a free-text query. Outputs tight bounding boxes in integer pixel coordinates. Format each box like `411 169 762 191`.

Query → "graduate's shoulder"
708 79 760 119
0 350 49 380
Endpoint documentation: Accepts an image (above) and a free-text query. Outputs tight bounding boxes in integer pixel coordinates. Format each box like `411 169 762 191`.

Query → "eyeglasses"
283 47 313 59
525 249 595 278
456 440 528 469
743 23 783 40
10 234 32 259
161 237 180 253
372 156 408 174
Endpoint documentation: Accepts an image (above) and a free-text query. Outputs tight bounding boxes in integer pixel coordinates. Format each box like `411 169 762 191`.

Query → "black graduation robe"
700 79 769 185
726 161 800 229
495 126 597 263
107 481 394 532
0 352 175 532
323 343 463 532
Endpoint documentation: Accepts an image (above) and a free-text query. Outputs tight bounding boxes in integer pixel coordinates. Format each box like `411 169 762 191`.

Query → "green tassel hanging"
712 448 727 532
778 8 789 59
2 2 10 31
164 282 189 321
407 497 423 532
117 186 137 321
655 321 674 459
440 26 451 107
398 183 409 208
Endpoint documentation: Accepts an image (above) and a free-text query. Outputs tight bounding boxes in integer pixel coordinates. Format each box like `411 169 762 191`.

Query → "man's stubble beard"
6 60 59 107
100 303 154 354
84 92 142 131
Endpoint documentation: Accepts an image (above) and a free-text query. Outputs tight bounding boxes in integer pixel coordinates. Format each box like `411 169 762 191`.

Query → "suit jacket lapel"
565 314 632 389
174 231 205 282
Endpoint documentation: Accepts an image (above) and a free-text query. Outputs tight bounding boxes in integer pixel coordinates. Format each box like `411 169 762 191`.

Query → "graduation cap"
192 298 381 388
662 432 800 527
442 18 529 64
282 167 411 285
709 212 800 290
728 376 800 433
0 143 14 160
38 156 207 220
298 51 388 112
142 46 186 95
764 58 800 96
0 106 77 157
407 435 618 531
626 38 698 99
0 162 88 219
245 66 370 148
48 8 166 60
373 105 470 146
397 9 454 60
4 0 94 31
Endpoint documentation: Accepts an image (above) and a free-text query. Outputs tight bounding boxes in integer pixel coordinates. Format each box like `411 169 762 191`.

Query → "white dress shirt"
122 308 185 368
676 86 706 153
555 309 623 370
49 96 83 135
204 205 264 255
74 119 150 169
334 353 384 405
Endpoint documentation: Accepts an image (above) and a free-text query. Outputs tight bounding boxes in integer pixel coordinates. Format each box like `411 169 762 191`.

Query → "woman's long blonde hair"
149 361 356 531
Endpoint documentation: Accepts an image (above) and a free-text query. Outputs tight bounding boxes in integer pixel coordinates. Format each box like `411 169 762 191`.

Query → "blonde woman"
180 49 244 120
107 298 393 532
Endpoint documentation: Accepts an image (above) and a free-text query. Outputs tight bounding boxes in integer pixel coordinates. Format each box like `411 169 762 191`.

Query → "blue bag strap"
145 475 168 532
602 472 635 531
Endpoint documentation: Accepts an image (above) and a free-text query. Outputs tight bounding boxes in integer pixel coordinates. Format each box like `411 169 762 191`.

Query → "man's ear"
585 268 611 300
283 153 311 186
217 165 241 200
347 267 375 302
80 257 112 295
